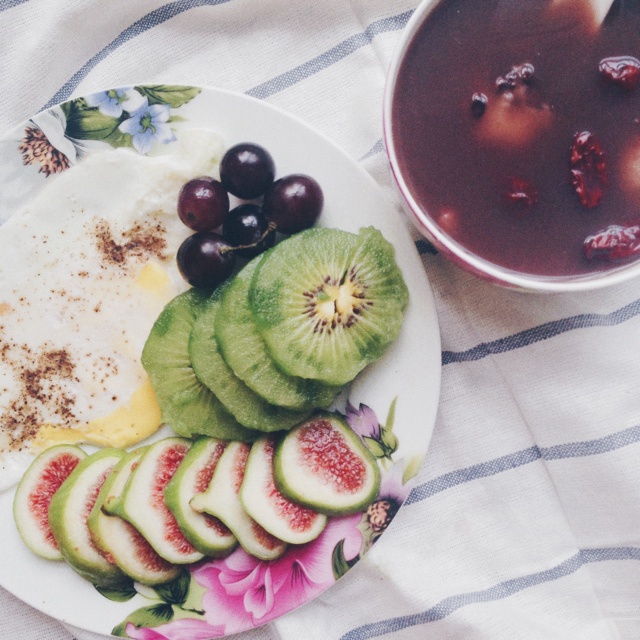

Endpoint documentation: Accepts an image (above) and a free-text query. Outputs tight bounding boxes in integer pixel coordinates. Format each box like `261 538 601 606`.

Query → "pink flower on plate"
125 618 225 640
193 514 363 634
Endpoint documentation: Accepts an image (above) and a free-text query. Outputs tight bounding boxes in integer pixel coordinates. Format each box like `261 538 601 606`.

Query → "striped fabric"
1 1 639 639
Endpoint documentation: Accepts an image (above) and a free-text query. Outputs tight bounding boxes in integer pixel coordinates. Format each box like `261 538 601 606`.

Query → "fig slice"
48 448 130 587
240 435 327 545
190 441 287 561
164 436 237 557
13 444 87 560
117 437 204 565
101 447 147 516
87 449 181 586
274 412 381 516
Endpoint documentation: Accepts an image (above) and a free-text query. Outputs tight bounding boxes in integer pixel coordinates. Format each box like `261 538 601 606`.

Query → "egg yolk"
33 377 162 450
136 261 172 296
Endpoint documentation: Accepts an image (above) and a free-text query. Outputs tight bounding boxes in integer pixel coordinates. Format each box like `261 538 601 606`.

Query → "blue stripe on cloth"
44 7 413 111
359 138 385 161
340 547 640 639
0 0 28 10
42 0 234 110
406 423 640 505
246 11 413 99
442 296 640 365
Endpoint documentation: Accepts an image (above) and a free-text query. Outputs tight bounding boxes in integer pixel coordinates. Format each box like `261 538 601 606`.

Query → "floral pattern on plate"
105 400 416 639
0 85 198 222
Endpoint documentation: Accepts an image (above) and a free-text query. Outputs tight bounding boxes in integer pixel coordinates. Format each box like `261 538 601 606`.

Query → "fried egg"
0 129 225 490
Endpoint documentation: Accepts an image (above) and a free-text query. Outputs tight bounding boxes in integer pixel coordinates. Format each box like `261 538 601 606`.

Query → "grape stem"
223 221 278 254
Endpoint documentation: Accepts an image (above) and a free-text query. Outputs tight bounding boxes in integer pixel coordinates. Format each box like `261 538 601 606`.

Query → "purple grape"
222 204 276 259
263 174 323 234
220 143 276 199
177 177 230 231
177 231 236 289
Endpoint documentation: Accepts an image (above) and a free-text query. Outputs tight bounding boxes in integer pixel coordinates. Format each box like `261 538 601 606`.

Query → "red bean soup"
391 0 640 277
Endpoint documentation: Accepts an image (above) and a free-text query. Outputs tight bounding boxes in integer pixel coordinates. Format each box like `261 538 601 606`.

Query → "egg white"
0 129 225 489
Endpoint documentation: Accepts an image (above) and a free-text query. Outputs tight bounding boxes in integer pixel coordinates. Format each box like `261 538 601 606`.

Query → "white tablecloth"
1 1 639 639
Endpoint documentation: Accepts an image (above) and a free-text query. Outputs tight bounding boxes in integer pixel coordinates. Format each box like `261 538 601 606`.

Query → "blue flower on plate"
85 88 143 118
118 98 176 154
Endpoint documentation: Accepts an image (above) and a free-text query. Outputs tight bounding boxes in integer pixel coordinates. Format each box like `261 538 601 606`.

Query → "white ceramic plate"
0 85 441 638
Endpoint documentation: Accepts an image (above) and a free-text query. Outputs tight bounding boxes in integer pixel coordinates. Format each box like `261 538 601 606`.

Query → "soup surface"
392 0 640 276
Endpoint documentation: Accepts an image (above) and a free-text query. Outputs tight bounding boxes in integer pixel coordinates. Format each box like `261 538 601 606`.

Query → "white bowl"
383 0 640 293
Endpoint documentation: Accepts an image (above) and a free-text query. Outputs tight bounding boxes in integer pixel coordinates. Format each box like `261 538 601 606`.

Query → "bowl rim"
382 0 640 293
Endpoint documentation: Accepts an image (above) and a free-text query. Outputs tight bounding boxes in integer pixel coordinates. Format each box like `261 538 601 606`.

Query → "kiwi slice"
249 227 409 386
189 285 311 432
141 288 260 442
215 256 340 410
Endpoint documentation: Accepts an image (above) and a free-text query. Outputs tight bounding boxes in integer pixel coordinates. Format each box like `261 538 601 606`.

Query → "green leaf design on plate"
177 576 207 617
384 397 398 433
95 581 137 602
331 539 359 581
64 101 125 143
103 128 133 148
112 603 174 637
380 427 399 456
59 100 74 120
153 570 190 605
402 454 423 484
363 436 386 459
135 85 201 108
364 429 397 460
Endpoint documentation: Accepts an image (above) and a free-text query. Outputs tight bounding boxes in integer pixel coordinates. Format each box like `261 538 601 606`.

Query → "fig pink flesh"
85 469 112 520
203 513 232 535
194 442 226 492
151 443 198 556
249 518 285 550
232 441 283 550
297 418 366 494
231 443 251 492
124 520 176 572
86 466 118 562
29 451 83 550
263 437 320 533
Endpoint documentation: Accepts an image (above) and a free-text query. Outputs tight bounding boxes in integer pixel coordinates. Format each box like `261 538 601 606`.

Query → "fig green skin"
141 288 262 443
215 255 340 410
164 436 237 557
13 444 87 561
87 450 181 586
48 448 131 588
249 226 409 386
274 411 381 516
189 284 312 432
101 448 147 517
